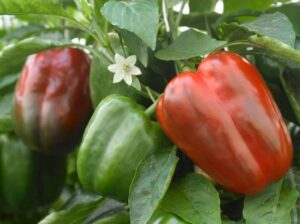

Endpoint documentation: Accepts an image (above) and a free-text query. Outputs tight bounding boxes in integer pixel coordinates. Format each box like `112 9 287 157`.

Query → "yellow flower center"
123 64 131 73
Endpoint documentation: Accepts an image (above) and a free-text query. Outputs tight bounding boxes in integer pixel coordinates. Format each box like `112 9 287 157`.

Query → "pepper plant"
0 0 300 224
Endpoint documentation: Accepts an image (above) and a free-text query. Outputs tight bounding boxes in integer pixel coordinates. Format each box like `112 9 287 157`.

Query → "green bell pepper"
0 135 66 213
77 95 169 202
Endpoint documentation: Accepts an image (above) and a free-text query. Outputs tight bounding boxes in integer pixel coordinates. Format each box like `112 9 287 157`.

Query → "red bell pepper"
157 51 292 194
14 48 93 154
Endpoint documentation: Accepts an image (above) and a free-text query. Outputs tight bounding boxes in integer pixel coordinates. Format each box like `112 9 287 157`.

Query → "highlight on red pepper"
13 48 93 154
157 51 293 195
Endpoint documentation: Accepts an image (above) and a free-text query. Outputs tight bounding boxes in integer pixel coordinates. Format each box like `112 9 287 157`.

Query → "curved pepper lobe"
14 48 93 154
157 51 292 195
77 95 170 202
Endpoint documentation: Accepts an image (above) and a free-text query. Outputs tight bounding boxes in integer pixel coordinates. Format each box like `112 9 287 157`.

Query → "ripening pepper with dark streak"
13 48 93 154
157 51 293 195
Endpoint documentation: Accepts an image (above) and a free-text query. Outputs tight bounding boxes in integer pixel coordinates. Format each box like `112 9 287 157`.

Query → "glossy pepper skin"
0 135 66 213
77 95 169 202
157 51 292 195
13 48 93 154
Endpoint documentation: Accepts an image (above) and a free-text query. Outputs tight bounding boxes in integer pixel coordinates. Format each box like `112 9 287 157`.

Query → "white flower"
107 54 142 85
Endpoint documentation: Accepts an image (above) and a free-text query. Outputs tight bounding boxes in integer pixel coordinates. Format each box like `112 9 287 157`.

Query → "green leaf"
149 209 189 224
74 0 92 19
267 3 300 37
155 29 226 61
254 54 283 85
167 0 182 8
223 0 273 13
290 167 300 224
160 173 221 224
222 217 245 224
0 37 79 77
129 148 179 224
92 211 130 224
244 171 298 224
180 12 220 31
248 35 300 70
229 38 300 76
60 194 102 210
253 54 299 123
242 12 295 46
38 195 103 224
0 0 69 17
93 0 106 23
89 54 144 108
101 0 159 50
119 29 148 67
86 198 127 223
0 24 44 41
189 0 218 14
280 69 300 124
107 32 124 55
268 82 298 125
0 0 90 29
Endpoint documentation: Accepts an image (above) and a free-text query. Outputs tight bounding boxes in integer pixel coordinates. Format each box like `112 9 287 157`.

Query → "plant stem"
204 15 212 37
288 168 299 224
97 46 114 63
92 21 107 45
249 35 300 64
69 1 115 62
162 0 171 34
118 34 128 57
145 97 161 117
2 16 6 30
63 19 70 39
171 144 178 151
141 84 160 99
146 87 156 102
70 18 99 44
215 9 261 28
174 61 181 74
175 0 188 29
212 40 262 53
69 43 112 63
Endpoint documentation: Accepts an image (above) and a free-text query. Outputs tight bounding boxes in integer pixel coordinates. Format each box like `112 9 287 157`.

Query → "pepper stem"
145 97 161 118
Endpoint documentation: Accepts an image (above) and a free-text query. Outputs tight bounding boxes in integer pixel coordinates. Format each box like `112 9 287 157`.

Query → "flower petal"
131 66 142 75
113 73 125 83
125 55 137 66
124 74 133 85
108 64 121 73
115 53 125 64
